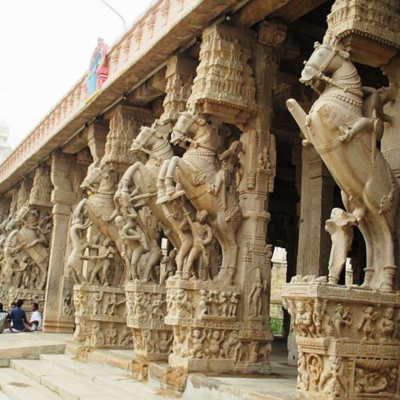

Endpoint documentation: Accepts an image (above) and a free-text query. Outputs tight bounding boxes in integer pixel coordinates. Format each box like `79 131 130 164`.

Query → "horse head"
300 41 350 87
171 110 207 147
80 166 103 192
131 119 172 153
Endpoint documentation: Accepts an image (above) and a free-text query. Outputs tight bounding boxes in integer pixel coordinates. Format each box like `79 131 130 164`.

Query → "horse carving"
287 40 399 291
157 110 242 285
115 119 181 249
78 165 124 272
12 205 50 290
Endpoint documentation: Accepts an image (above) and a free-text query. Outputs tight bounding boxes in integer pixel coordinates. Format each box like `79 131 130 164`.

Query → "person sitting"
4 299 27 333
0 302 9 334
25 303 42 332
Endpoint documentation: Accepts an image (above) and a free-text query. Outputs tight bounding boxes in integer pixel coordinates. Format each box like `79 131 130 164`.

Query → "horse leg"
286 99 312 145
157 160 170 201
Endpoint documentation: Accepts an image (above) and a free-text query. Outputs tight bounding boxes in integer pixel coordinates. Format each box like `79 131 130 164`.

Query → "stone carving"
66 201 91 284
125 282 172 360
158 110 242 285
325 208 357 285
116 119 180 248
287 38 399 291
187 24 256 124
248 267 267 319
84 236 116 286
12 204 50 290
283 281 400 400
73 285 128 349
29 164 53 209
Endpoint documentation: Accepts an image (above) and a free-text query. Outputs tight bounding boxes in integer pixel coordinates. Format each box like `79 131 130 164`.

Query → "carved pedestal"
283 281 400 400
73 285 130 348
125 282 172 361
166 278 245 374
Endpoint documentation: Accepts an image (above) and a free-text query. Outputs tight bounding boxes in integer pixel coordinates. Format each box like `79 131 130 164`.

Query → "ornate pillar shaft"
43 153 79 332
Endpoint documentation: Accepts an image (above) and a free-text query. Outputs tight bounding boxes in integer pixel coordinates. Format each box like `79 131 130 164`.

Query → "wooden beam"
232 0 291 28
273 0 329 24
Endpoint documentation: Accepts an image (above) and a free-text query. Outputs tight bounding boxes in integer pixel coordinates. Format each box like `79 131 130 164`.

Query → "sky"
0 0 154 149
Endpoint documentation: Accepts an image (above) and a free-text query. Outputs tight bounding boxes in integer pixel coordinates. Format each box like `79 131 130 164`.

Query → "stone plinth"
125 282 172 361
73 285 130 349
166 278 244 374
282 279 400 400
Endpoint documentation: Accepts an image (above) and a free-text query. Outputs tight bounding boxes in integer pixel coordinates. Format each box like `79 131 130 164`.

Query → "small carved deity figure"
175 289 194 318
143 330 156 354
295 300 313 337
222 330 242 361
313 299 329 337
183 210 214 281
158 331 173 354
217 291 229 317
91 322 105 347
62 293 73 316
104 292 118 316
198 290 209 317
249 268 267 318
105 326 117 346
355 368 388 394
206 330 225 359
325 208 357 285
307 355 322 392
257 145 273 174
115 215 145 282
189 329 206 359
174 326 188 357
209 140 243 210
91 291 103 315
228 292 239 317
332 303 352 338
297 352 309 390
377 306 395 341
151 294 165 322
357 306 378 341
319 356 347 396
83 237 115 286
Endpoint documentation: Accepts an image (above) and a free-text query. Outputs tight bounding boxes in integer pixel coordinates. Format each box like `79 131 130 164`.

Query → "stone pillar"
43 152 79 332
162 22 286 374
297 146 335 277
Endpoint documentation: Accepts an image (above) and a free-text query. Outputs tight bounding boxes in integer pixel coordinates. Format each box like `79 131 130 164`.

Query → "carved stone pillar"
163 22 284 374
297 146 335 277
43 152 79 332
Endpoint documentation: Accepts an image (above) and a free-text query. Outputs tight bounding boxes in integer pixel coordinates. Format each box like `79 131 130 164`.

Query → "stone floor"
0 333 297 399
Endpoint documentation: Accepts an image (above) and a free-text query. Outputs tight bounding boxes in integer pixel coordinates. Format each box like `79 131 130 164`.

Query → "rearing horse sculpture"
157 110 242 285
287 40 399 291
115 119 181 248
79 164 124 265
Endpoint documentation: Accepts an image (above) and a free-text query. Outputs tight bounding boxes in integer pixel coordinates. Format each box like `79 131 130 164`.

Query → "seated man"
4 299 27 333
0 302 9 334
25 302 42 332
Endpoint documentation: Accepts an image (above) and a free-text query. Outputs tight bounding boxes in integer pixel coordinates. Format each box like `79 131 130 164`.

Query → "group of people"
0 300 42 334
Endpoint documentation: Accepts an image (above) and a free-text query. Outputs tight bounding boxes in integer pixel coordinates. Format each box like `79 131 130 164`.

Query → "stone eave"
0 0 247 195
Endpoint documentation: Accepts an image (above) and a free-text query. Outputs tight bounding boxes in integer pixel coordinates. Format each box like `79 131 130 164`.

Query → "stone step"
0 368 62 400
39 354 158 399
10 359 141 400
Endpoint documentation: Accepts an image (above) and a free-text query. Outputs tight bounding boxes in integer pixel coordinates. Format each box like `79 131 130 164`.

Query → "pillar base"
283 278 400 400
73 284 130 348
125 282 172 361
